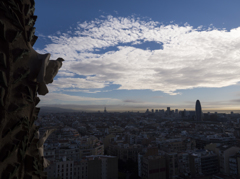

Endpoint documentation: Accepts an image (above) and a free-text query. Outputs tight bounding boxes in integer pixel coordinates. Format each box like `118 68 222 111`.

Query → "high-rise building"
175 109 178 114
195 100 203 121
167 107 170 116
104 107 107 113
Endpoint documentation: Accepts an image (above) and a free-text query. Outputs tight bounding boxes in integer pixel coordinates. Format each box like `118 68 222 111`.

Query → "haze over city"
34 0 240 112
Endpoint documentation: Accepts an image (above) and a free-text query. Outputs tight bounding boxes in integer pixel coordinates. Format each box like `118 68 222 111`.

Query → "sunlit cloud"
37 15 240 96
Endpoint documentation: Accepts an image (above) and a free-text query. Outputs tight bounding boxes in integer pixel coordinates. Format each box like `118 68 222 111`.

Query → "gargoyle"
28 46 64 95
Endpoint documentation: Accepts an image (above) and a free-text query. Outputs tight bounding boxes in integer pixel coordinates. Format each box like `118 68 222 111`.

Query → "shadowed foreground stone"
0 0 63 178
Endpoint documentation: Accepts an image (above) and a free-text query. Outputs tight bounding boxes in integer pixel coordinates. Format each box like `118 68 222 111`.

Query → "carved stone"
0 0 63 178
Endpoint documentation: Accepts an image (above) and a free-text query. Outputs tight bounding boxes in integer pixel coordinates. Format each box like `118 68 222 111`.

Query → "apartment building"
45 155 117 179
141 155 166 179
178 152 190 177
108 144 142 162
201 152 219 176
229 151 240 177
217 145 240 175
86 155 118 179
73 160 88 179
165 153 179 179
44 156 74 179
159 139 186 152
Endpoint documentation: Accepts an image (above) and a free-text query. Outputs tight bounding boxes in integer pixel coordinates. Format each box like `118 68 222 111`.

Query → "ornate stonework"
0 0 63 178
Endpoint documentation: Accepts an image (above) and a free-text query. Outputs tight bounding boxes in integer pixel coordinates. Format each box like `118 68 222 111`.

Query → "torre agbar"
195 100 203 121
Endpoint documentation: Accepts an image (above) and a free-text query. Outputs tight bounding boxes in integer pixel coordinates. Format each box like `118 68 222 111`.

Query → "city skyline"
35 1 240 111
40 104 240 114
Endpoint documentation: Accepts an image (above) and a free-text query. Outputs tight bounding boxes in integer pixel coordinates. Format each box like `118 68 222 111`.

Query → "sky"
35 0 240 112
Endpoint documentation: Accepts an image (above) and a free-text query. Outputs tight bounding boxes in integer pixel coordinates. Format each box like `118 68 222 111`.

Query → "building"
201 151 219 176
205 144 240 175
45 156 74 179
73 159 88 179
166 107 170 116
195 99 203 121
165 153 179 179
217 145 240 175
86 155 118 179
159 138 186 152
178 153 190 177
228 151 240 177
229 155 238 176
108 144 142 162
189 153 202 177
141 155 166 179
45 155 118 179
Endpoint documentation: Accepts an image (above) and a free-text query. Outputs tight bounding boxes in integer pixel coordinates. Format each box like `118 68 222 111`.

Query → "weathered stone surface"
0 0 63 178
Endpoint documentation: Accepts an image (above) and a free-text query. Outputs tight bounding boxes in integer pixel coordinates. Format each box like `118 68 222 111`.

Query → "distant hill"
39 106 81 115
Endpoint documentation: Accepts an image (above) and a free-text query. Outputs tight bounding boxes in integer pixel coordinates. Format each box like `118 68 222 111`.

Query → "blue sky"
35 0 240 112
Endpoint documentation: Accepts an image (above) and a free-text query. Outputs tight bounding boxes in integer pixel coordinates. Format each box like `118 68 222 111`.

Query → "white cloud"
37 15 240 95
57 71 75 77
47 78 107 92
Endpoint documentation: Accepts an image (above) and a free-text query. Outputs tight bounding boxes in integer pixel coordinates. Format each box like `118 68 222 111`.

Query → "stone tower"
0 0 63 178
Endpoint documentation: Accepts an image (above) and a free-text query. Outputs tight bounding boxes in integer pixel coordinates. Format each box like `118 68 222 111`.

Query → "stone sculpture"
0 0 63 178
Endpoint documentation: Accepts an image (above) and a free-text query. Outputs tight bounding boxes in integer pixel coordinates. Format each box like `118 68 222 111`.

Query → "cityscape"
2 0 240 179
38 99 240 179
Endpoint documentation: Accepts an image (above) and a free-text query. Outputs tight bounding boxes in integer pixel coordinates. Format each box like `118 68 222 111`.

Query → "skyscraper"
195 100 203 121
167 107 170 116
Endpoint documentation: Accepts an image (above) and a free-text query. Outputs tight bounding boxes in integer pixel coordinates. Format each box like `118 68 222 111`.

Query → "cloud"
38 93 121 106
47 77 107 92
37 15 240 95
57 71 75 77
230 99 240 103
184 100 240 110
123 99 144 103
